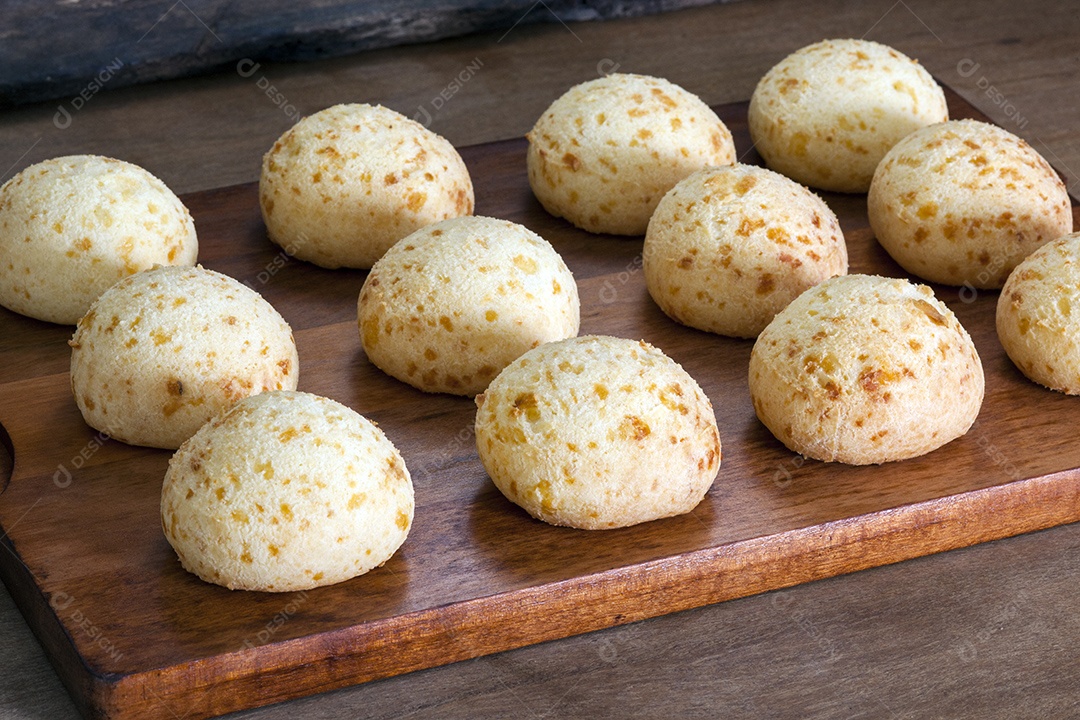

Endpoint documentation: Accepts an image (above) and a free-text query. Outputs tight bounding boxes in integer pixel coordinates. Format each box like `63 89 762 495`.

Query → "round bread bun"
748 39 948 193
358 215 580 396
749 274 984 465
161 391 414 592
475 335 721 529
868 119 1072 288
527 73 736 236
70 265 298 449
997 232 1080 393
260 103 474 269
0 155 197 325
644 164 848 338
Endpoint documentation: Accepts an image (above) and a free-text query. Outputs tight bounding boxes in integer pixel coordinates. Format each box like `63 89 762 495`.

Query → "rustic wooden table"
2 0 1078 717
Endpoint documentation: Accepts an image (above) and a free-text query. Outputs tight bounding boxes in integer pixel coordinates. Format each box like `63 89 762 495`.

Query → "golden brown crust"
868 119 1071 288
527 73 735 236
475 335 721 529
749 274 984 464
0 155 197 324
749 39 948 193
644 164 848 338
997 232 1080 393
70 265 298 449
259 103 474 269
358 216 580 396
161 391 413 592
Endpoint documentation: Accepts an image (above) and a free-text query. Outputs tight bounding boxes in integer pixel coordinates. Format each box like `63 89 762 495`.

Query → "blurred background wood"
2 0 1079 717
0 0 732 106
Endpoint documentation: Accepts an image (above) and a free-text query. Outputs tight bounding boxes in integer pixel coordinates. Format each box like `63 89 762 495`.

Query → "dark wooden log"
0 0 731 107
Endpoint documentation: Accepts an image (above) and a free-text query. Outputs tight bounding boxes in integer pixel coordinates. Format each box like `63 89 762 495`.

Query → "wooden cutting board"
1 88 1077 720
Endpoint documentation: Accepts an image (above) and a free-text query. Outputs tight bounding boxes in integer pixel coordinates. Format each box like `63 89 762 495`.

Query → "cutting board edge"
0 534 107 720
25 465 1075 720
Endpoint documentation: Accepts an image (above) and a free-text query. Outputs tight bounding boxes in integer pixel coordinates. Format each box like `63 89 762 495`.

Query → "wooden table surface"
2 0 1078 717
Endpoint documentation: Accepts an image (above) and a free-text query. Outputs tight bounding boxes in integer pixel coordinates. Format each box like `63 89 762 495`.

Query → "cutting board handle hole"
0 421 12 496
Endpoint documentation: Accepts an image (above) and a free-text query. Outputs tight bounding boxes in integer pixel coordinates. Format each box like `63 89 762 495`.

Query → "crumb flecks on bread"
527 73 735 236
749 39 948 193
475 335 721 529
161 391 414 592
997 232 1080 393
644 164 848 338
0 155 197 324
869 119 1072 288
70 265 298 449
749 274 984 465
260 103 474 269
358 215 580 396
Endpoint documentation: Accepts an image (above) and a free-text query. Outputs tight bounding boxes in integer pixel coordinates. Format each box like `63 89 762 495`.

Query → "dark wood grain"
0 0 731 107
1 90 1078 720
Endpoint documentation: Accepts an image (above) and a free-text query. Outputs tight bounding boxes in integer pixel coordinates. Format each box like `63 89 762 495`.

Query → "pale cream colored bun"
868 119 1072 288
748 39 948 193
260 103 474 269
358 216 580 396
161 391 414 591
527 73 735 236
70 265 298 450
0 155 197 325
475 335 721 529
644 164 848 338
749 274 984 465
997 232 1080 393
